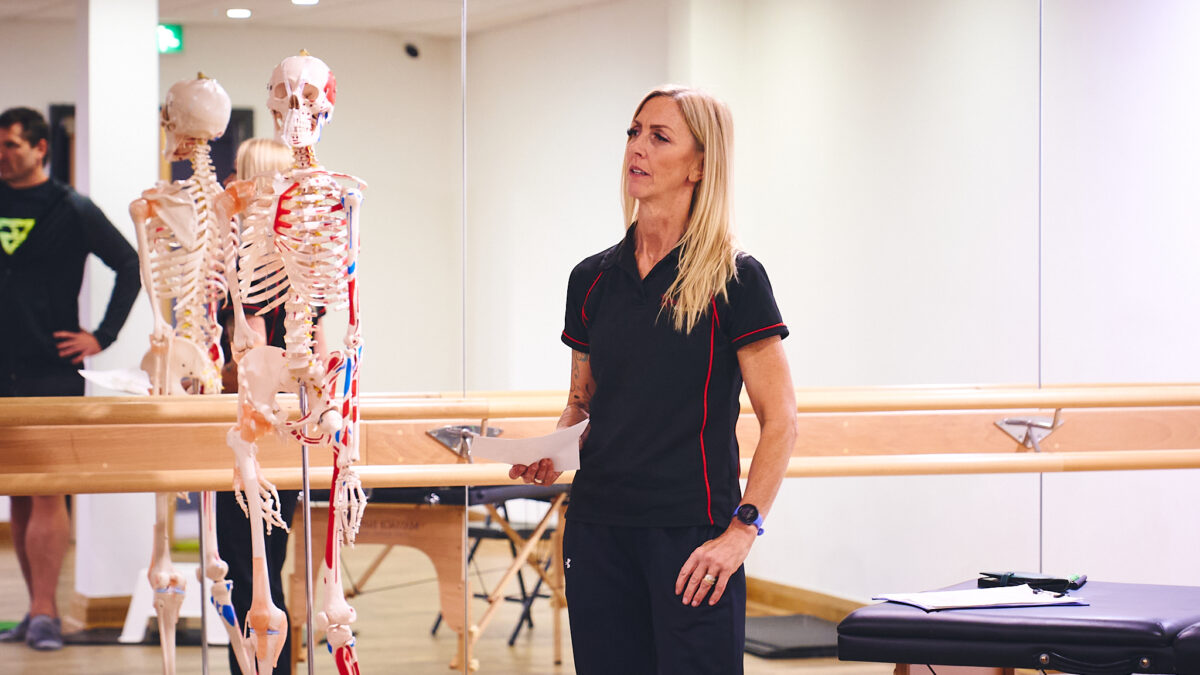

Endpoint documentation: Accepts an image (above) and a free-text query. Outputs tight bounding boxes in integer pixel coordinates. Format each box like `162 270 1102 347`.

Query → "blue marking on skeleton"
347 261 356 274
218 602 237 626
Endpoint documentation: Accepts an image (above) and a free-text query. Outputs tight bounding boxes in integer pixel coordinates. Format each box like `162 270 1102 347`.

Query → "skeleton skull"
267 53 337 148
162 75 232 160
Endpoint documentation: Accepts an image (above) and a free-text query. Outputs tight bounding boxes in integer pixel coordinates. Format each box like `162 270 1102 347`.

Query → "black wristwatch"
734 503 764 536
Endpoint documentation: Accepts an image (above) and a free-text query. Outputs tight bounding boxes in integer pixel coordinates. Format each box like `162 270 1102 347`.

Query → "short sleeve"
722 254 788 350
561 258 600 353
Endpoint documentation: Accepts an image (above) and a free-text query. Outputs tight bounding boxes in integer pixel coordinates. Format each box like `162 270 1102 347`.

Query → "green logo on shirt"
0 218 35 255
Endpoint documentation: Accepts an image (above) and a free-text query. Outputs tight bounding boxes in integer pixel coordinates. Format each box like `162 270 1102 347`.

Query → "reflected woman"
510 86 797 673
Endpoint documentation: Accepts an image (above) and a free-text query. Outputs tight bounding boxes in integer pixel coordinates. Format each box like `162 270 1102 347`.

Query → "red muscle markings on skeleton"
129 74 255 675
218 51 368 674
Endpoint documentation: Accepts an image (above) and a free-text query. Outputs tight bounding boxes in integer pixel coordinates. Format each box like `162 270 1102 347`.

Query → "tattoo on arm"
569 350 592 410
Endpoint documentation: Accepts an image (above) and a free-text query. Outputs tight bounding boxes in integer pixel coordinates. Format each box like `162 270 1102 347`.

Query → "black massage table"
838 580 1200 674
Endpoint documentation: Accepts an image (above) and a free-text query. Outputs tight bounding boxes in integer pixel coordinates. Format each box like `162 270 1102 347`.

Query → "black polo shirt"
561 226 788 528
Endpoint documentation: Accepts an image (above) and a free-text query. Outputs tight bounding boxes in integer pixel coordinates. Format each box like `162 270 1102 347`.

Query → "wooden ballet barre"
4 383 1200 497
770 448 1200 478
0 463 553 496
5 448 1200 496
5 384 1200 427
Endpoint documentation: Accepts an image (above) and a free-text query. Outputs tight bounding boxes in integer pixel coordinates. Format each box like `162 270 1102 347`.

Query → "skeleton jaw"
276 108 322 148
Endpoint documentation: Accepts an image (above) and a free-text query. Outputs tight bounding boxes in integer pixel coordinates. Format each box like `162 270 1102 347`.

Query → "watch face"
737 504 759 524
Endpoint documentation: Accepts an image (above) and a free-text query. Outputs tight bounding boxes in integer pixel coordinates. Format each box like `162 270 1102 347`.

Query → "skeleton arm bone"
129 194 178 346
214 179 263 361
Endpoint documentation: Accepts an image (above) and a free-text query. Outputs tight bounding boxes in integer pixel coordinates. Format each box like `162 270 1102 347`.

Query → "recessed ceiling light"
226 8 252 19
292 0 319 5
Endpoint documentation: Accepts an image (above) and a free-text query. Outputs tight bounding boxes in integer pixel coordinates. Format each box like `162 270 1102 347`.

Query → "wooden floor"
0 531 891 675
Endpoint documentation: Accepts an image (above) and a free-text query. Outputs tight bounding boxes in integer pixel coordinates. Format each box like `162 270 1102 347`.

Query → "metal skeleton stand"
198 501 209 675
461 430 474 674
300 387 316 675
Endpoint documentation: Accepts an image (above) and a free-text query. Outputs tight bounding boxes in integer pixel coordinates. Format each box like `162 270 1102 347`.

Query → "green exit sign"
157 24 183 54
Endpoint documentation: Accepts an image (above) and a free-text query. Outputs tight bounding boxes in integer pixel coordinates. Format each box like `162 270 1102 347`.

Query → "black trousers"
0 370 84 397
215 489 298 675
563 520 746 675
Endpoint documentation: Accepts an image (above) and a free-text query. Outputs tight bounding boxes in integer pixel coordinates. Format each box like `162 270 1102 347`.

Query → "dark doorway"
45 105 254 188
171 107 254 185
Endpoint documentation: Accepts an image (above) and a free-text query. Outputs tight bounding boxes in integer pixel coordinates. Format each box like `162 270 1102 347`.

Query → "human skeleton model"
218 52 367 675
129 74 255 675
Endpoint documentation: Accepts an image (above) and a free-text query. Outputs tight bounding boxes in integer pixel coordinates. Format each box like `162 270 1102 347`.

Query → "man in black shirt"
0 107 141 650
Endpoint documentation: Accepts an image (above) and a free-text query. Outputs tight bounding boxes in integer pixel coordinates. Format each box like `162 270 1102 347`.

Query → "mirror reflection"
157 3 467 393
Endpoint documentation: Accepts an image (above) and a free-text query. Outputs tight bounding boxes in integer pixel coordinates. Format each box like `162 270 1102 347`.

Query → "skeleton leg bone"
200 491 256 675
316 466 360 675
148 493 186 675
228 427 288 673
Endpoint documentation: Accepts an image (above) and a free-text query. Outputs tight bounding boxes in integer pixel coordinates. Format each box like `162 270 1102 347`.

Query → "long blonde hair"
622 86 738 334
235 137 291 188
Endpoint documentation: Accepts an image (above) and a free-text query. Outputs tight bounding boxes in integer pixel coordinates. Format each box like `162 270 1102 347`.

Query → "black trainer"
26 614 62 651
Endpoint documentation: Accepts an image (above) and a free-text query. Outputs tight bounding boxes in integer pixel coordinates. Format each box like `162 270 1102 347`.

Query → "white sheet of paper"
470 419 587 471
79 368 152 395
873 584 1087 612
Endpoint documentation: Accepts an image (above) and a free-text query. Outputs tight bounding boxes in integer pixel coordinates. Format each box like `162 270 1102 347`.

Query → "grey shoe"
0 614 30 642
25 614 62 651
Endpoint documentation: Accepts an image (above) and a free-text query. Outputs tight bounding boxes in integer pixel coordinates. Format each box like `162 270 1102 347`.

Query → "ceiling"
0 0 612 38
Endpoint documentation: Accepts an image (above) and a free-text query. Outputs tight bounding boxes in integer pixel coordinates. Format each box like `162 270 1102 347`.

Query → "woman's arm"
676 335 797 606
509 349 594 484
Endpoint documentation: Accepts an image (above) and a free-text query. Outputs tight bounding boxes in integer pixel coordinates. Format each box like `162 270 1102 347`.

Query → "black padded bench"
838 580 1200 674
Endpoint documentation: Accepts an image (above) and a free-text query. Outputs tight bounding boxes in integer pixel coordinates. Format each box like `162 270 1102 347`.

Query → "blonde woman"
217 137 314 675
511 86 797 673
234 137 292 192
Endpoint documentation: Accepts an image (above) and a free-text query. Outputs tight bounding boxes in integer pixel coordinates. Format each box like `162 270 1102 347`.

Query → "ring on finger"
701 574 717 586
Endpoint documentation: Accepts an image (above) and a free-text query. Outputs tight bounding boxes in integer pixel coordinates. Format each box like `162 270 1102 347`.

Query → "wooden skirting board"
64 592 131 632
745 577 864 623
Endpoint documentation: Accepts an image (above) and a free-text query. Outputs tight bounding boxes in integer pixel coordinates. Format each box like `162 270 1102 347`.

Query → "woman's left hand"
675 524 757 606
509 458 562 485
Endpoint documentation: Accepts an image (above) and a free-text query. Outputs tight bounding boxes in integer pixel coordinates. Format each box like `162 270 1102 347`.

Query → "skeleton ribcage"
144 178 226 350
239 171 351 314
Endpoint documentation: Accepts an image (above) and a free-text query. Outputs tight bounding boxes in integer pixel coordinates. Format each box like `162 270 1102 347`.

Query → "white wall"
463 0 672 390
1038 0 1200 584
0 21 78 112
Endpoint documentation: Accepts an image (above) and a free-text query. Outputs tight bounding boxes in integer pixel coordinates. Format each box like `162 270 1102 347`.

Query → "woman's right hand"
509 458 561 485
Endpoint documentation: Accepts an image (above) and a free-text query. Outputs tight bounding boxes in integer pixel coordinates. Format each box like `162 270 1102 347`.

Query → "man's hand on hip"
54 330 101 364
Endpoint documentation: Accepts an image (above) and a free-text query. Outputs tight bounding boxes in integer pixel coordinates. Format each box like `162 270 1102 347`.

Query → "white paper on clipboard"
469 419 587 471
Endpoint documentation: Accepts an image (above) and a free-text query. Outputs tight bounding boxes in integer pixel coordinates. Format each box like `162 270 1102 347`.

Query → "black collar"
603 222 683 283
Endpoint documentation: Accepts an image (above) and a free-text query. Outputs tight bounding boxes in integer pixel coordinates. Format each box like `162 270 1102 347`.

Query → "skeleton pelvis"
238 346 299 429
141 338 213 395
